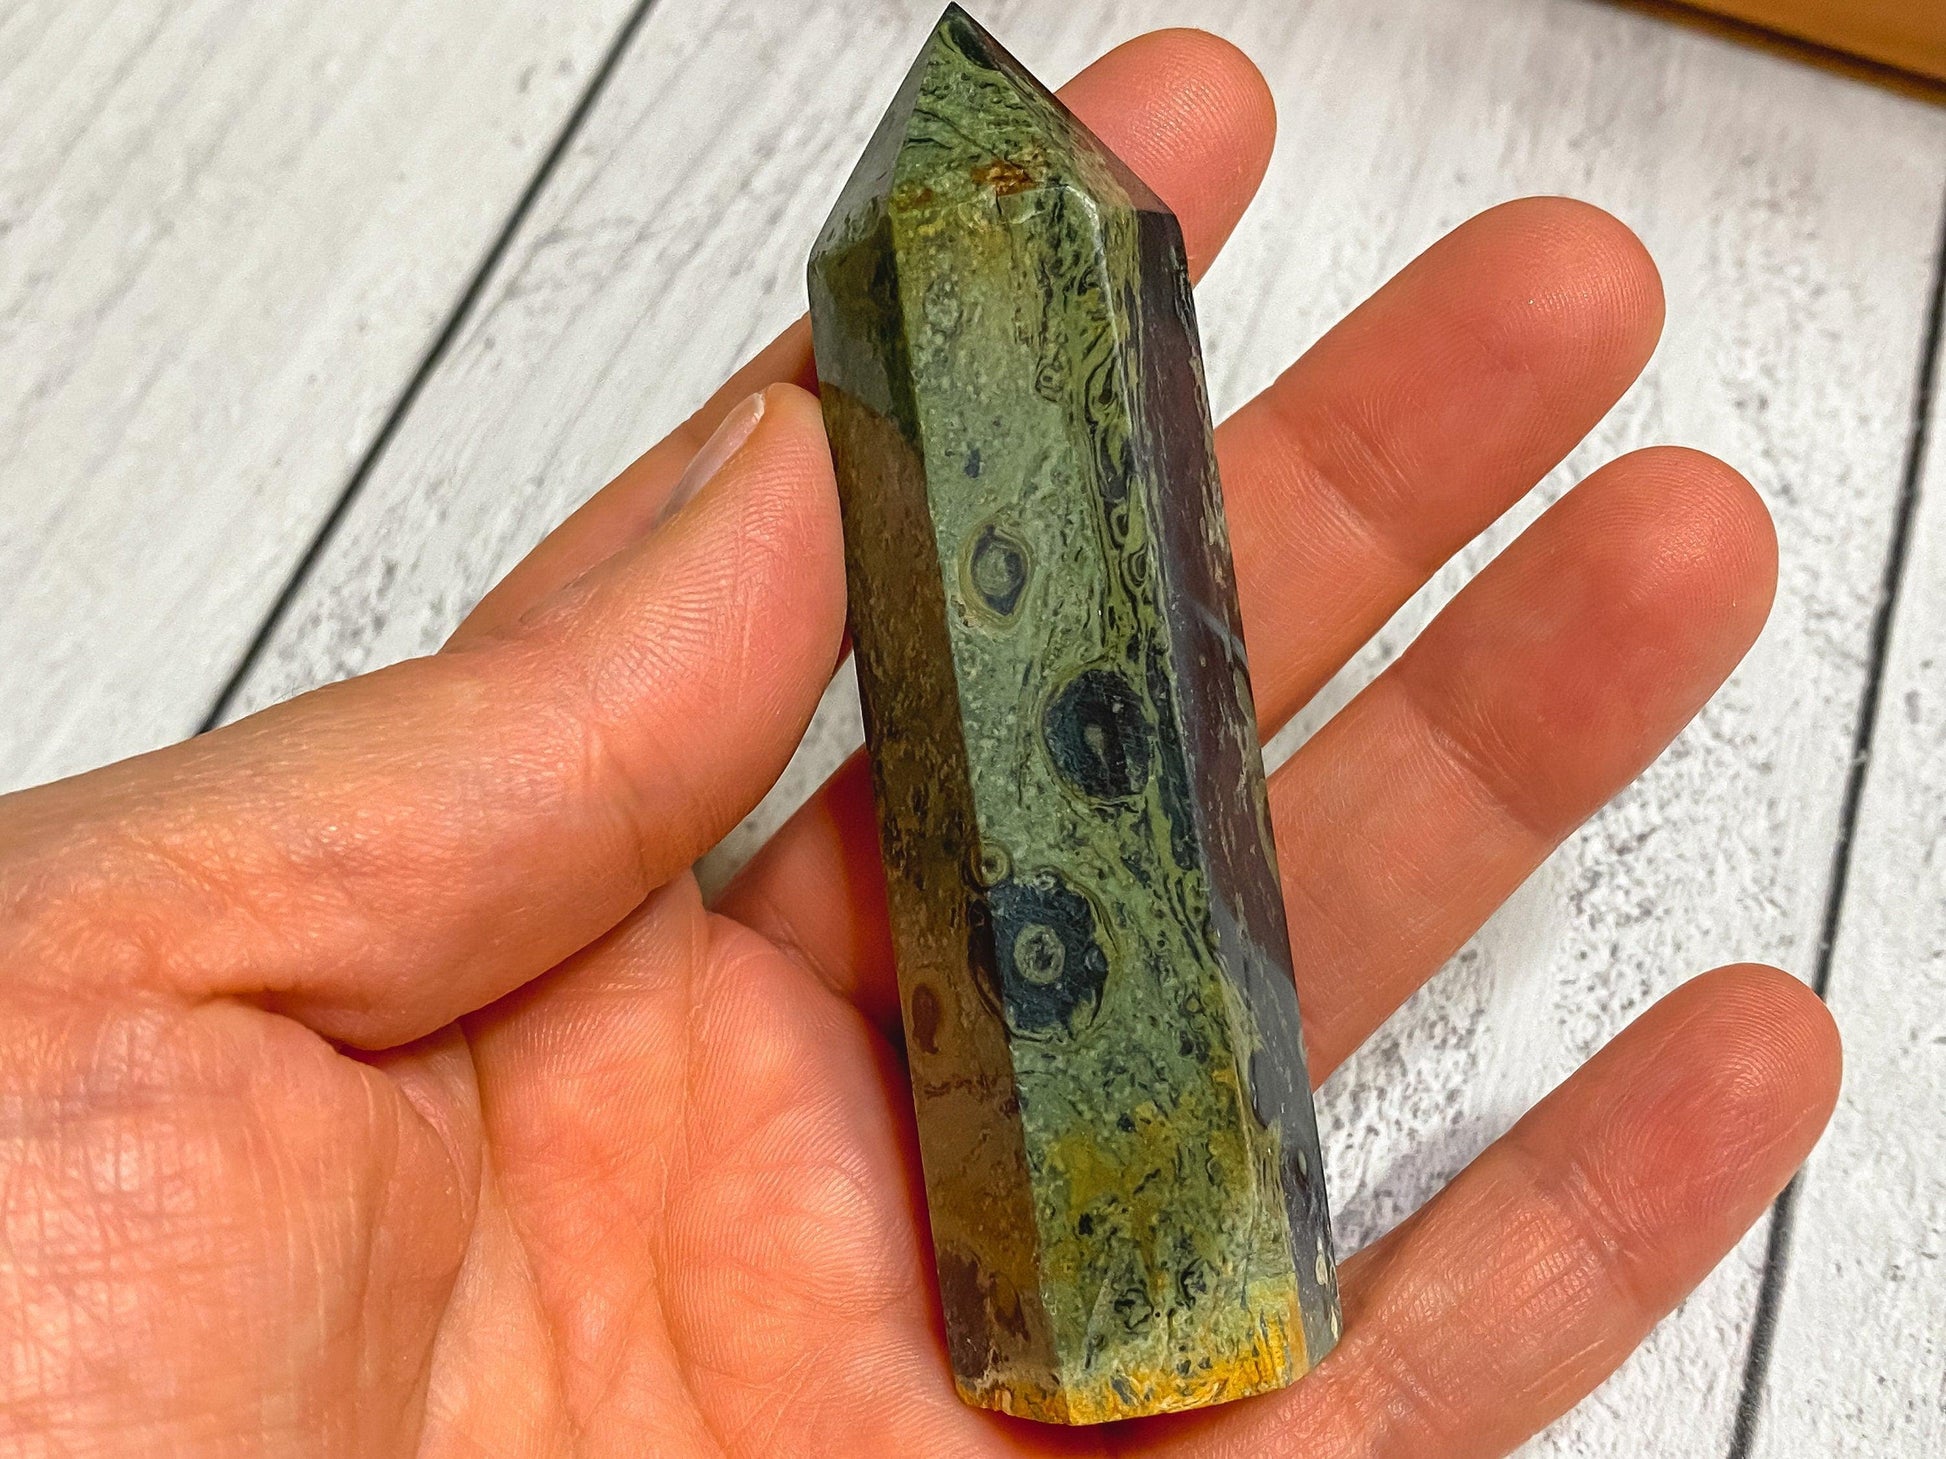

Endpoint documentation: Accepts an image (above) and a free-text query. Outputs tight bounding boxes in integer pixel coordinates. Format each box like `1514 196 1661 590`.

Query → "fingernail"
659 391 766 525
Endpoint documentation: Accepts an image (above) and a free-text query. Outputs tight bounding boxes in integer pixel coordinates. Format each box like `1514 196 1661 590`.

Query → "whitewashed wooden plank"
1749 275 1946 1456
223 0 1946 1453
0 0 641 793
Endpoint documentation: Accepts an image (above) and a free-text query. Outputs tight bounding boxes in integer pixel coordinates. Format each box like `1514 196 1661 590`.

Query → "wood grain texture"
1749 277 1946 1457
0 0 638 793
101 0 1946 1452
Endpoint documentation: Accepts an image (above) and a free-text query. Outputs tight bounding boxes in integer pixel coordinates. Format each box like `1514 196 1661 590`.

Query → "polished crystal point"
806 5 1340 1423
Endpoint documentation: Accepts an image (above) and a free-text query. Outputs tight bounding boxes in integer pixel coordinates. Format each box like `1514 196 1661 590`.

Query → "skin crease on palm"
0 28 1843 1459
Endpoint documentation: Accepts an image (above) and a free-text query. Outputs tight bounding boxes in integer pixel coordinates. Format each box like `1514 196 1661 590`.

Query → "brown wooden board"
1683 0 1946 80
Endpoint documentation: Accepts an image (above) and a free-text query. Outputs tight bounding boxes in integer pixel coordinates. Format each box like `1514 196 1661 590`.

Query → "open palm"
0 31 1838 1459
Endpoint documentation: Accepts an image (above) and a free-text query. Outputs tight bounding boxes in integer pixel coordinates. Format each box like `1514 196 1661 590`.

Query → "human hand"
0 29 1839 1458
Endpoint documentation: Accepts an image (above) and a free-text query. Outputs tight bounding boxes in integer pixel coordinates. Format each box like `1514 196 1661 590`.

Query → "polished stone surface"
807 4 1339 1423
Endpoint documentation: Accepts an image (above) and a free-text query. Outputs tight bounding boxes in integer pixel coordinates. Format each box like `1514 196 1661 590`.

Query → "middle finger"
1226 194 1663 726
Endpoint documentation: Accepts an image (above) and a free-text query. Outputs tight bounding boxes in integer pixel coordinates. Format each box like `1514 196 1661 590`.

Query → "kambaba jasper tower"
807 6 1341 1422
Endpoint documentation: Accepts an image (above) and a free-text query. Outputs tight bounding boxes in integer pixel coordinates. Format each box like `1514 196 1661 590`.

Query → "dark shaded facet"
807 4 1340 1423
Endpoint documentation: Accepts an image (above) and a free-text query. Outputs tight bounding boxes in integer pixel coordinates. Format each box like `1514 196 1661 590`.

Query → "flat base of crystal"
957 1345 1302 1425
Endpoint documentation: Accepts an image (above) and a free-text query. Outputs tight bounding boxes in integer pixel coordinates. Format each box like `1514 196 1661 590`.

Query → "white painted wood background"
3 0 1943 1453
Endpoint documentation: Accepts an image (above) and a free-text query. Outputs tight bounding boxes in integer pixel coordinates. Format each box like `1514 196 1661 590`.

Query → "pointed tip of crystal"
812 4 1168 273
930 4 996 48
933 3 1000 54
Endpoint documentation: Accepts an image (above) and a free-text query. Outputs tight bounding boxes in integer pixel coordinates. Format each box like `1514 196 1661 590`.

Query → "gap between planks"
1725 179 1946 1459
195 0 668 735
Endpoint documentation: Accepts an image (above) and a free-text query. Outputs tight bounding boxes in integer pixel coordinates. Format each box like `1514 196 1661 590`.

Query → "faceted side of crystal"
808 5 1339 1423
812 204 1066 1414
1124 204 1343 1367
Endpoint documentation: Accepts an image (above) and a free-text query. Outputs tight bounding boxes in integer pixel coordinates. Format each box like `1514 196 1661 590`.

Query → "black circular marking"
964 523 1028 618
1044 667 1150 800
967 869 1109 1038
